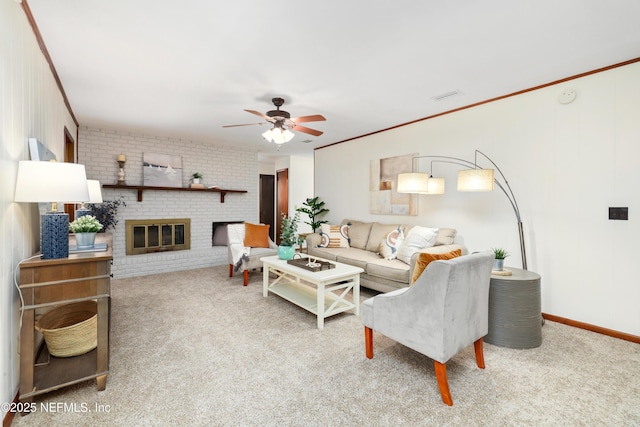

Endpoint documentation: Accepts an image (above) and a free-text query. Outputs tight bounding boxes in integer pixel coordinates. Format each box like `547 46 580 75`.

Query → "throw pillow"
396 226 439 265
411 249 463 284
378 226 404 260
347 222 372 249
318 224 350 248
243 222 270 248
435 227 457 246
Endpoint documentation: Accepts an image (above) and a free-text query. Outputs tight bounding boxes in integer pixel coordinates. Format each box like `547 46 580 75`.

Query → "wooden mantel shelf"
102 184 247 203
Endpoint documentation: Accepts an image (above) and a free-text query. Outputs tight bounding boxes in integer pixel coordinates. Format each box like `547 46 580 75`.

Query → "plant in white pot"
191 172 203 184
69 215 103 249
492 247 509 271
279 211 303 260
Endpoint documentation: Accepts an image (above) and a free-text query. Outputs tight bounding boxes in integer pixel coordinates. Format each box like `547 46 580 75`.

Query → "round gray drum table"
485 268 542 349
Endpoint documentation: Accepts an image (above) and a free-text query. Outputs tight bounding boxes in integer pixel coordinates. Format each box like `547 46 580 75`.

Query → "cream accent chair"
362 251 494 406
227 223 278 286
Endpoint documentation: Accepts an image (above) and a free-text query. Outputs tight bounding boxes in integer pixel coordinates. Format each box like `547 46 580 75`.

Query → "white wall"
1 0 79 417
78 126 259 278
274 155 315 234
315 61 640 336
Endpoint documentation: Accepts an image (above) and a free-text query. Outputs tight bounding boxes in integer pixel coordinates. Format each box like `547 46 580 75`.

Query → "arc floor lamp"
397 150 527 270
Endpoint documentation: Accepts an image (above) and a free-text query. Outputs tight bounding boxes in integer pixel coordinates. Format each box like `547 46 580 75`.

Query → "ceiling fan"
223 97 326 144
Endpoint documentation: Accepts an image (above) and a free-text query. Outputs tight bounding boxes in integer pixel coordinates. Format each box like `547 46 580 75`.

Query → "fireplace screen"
126 219 190 255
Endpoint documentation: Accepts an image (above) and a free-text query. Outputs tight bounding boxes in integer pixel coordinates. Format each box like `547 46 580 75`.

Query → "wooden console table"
18 234 112 403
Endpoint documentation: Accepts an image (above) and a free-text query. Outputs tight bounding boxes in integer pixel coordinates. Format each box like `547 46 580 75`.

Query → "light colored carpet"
12 266 640 426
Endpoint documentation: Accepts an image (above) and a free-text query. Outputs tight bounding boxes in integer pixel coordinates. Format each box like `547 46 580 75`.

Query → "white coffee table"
261 255 363 329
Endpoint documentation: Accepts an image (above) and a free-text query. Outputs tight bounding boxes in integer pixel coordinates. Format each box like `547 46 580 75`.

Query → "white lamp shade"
426 177 446 194
14 161 89 203
457 168 495 191
397 173 429 193
87 180 103 203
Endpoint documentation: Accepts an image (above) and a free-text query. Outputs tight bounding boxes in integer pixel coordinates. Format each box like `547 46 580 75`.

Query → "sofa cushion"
243 222 270 248
366 222 404 252
335 248 381 270
435 227 457 246
396 226 439 264
319 224 350 248
366 258 411 283
347 222 372 250
410 249 462 284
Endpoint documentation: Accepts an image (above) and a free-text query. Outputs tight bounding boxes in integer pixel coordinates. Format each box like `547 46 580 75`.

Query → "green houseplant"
191 172 203 184
69 215 104 249
88 198 126 232
491 248 509 271
295 197 329 233
279 211 303 260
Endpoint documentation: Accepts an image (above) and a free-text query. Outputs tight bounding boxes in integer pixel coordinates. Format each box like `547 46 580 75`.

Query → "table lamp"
14 161 90 259
75 179 104 218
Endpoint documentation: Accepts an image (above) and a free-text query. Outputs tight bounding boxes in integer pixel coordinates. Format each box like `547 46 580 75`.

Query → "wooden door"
276 169 288 244
259 174 275 241
64 127 76 221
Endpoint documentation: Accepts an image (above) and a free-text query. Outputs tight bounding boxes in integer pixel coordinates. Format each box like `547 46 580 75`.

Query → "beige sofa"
305 219 467 293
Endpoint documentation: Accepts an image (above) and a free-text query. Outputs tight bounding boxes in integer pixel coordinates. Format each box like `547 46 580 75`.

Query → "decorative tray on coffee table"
287 257 336 272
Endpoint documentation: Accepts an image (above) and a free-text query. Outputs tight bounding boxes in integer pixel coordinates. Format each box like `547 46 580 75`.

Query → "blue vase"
278 245 296 260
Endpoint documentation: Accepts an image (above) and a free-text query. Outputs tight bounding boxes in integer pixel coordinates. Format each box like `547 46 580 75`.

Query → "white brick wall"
78 126 258 278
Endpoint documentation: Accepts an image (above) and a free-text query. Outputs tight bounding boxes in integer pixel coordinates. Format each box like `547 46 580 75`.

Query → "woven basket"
35 301 97 357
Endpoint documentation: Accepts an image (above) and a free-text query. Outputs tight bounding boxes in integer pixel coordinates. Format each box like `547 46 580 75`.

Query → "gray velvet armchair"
362 251 494 406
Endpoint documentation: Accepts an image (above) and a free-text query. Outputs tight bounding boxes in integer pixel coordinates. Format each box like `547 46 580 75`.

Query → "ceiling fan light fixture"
262 127 295 144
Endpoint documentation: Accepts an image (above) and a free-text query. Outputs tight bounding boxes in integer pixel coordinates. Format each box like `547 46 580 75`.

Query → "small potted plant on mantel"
190 172 204 188
492 248 509 271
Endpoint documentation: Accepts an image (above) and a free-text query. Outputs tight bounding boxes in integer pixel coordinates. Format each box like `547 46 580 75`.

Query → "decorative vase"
278 245 296 260
493 259 504 271
75 232 97 249
192 178 201 184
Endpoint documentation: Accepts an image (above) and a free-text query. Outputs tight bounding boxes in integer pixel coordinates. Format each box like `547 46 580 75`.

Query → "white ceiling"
27 0 640 160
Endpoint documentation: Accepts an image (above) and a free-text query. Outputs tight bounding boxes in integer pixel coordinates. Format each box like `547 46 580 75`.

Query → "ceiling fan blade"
292 125 323 137
292 114 326 123
244 109 270 120
222 123 265 128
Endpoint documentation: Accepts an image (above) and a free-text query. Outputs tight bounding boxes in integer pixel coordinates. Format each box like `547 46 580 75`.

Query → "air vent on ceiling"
432 90 463 101
301 139 313 144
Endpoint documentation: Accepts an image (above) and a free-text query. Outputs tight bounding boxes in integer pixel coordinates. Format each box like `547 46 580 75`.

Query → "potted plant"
191 172 203 184
69 215 104 249
279 211 303 260
295 196 329 233
88 198 126 232
492 247 509 271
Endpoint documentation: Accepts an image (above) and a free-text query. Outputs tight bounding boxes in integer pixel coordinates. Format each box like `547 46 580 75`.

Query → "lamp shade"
426 177 445 194
87 179 103 203
397 173 445 194
397 173 429 193
14 161 89 204
457 168 494 191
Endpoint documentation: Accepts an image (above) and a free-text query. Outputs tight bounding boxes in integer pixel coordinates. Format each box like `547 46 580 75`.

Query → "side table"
485 267 542 349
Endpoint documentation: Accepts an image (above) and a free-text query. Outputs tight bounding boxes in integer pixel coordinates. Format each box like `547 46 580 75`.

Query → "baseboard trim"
542 313 640 344
2 392 19 427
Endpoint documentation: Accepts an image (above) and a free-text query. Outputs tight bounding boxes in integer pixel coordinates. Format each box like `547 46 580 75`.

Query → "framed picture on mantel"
143 153 183 188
